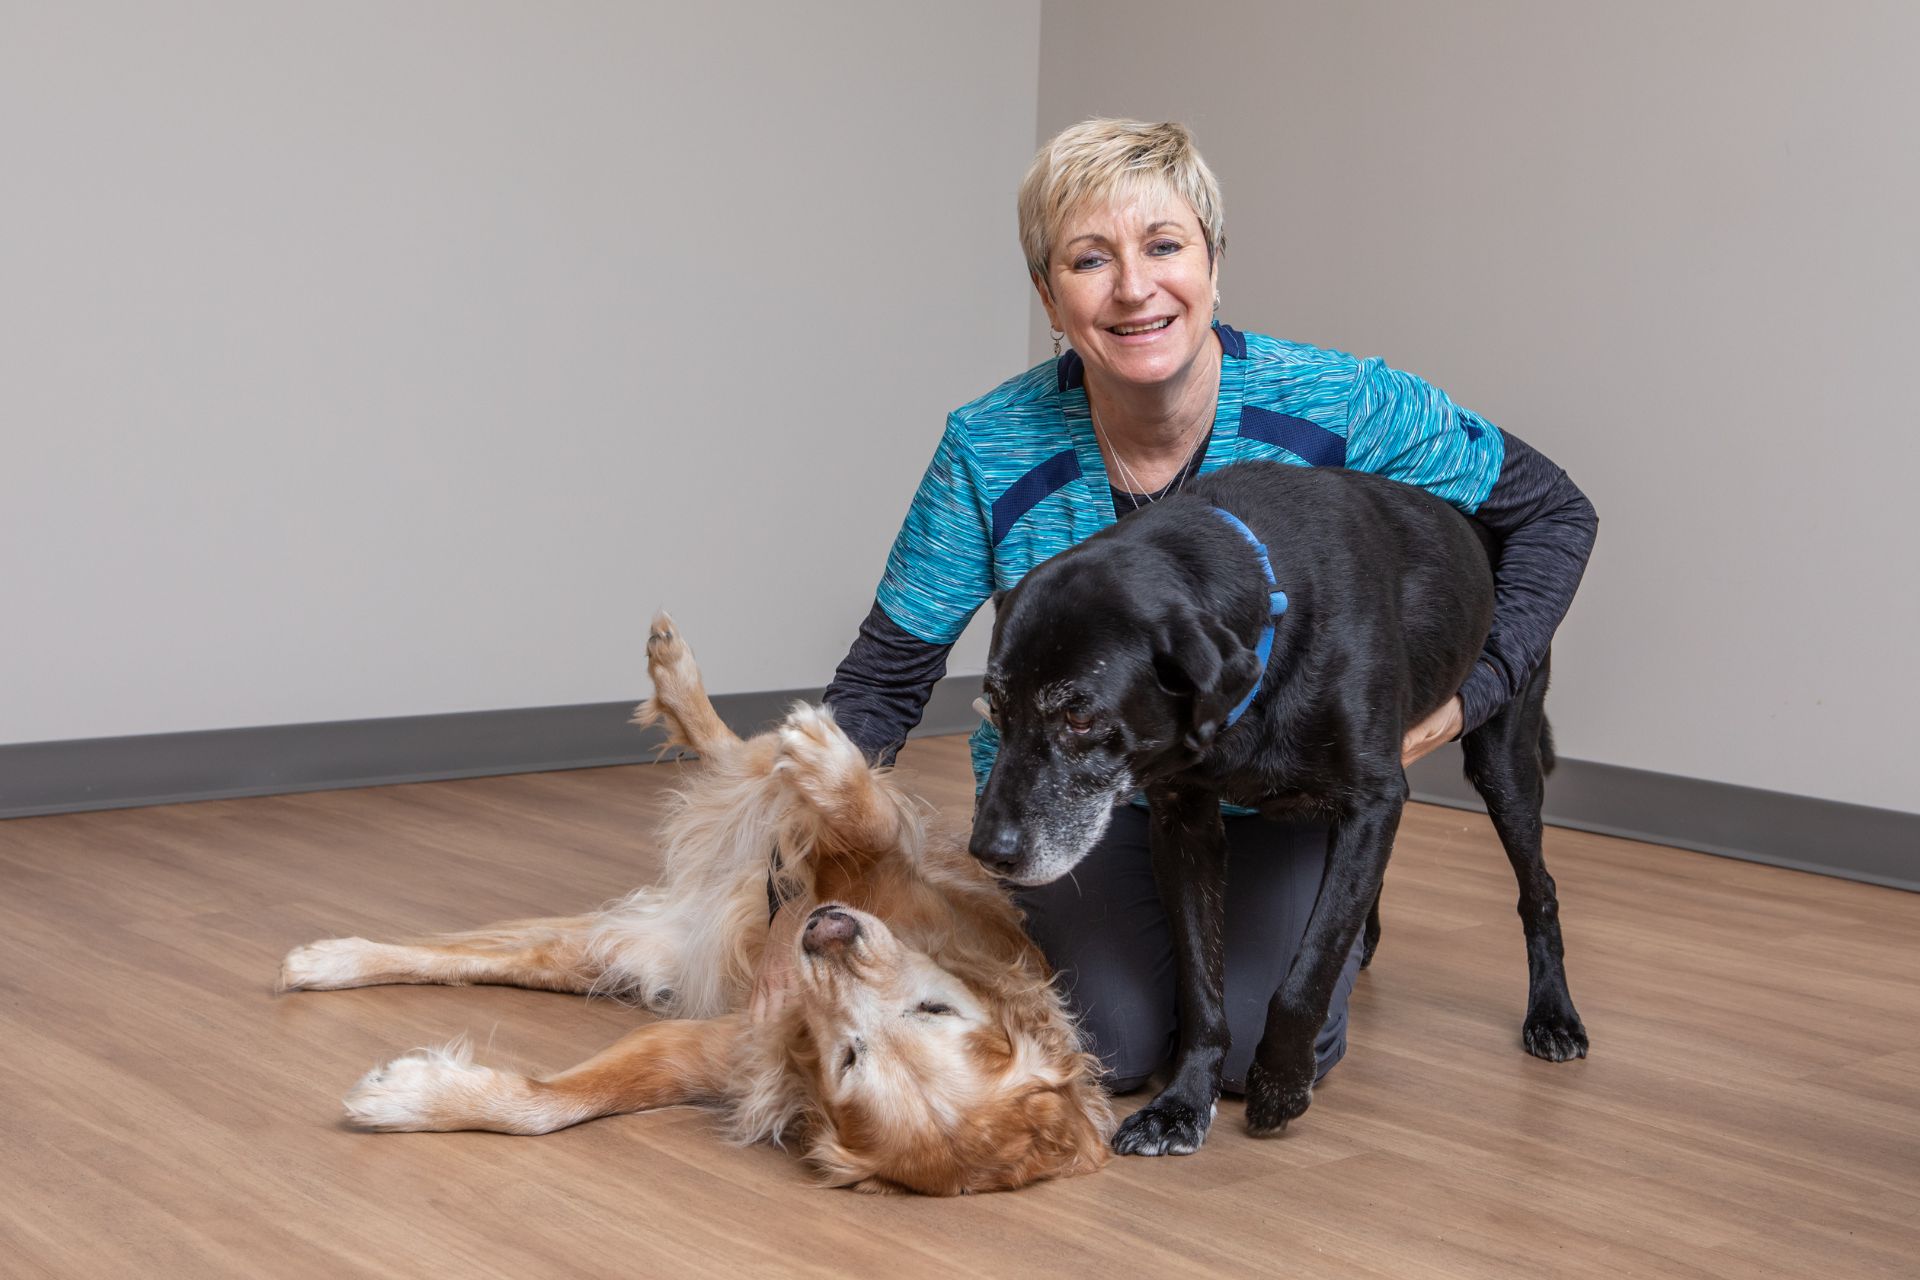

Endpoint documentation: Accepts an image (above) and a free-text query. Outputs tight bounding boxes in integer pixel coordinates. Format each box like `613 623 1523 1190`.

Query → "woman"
824 119 1595 1097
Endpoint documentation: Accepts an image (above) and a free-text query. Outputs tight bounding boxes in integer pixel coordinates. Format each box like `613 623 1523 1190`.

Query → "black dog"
970 460 1587 1156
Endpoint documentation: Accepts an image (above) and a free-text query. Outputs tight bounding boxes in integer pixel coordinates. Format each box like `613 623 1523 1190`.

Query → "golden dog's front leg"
773 705 914 859
344 1016 743 1134
278 916 601 994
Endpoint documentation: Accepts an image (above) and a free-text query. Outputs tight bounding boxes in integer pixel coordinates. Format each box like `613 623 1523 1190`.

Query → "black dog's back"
1178 461 1496 732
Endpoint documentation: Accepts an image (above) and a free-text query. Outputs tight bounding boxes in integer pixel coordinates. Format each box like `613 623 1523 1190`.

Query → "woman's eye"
915 1001 955 1017
1072 253 1107 270
1064 709 1094 735
1148 239 1181 255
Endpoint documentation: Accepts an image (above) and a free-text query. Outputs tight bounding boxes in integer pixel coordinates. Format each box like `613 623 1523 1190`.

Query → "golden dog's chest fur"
279 616 1112 1195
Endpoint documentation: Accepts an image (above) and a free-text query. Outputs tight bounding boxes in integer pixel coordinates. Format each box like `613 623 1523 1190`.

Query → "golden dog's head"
779 903 1111 1195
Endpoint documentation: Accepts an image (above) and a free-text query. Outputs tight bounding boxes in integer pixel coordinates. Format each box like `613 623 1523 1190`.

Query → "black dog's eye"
1064 709 1094 735
914 1001 955 1017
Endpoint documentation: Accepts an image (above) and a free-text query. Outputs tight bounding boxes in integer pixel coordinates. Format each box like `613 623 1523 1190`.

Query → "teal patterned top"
872 324 1508 791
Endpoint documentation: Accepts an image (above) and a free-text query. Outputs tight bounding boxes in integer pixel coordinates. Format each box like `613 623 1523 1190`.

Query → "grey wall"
1 1 1030 745
8 2 1914 824
1036 0 1919 814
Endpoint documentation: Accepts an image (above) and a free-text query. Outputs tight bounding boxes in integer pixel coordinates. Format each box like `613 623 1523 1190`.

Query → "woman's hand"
1401 696 1464 767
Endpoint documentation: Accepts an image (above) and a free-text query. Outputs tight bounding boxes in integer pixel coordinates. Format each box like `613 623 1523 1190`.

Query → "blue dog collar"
1209 507 1289 728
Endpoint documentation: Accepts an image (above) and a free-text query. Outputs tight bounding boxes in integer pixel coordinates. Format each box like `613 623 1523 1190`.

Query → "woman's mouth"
1107 317 1174 338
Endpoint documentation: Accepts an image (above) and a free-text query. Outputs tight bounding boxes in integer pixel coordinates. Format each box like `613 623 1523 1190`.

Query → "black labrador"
970 460 1587 1156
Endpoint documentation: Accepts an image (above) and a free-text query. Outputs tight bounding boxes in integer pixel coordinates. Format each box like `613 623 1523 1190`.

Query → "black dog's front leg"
1246 786 1403 1134
1111 786 1229 1157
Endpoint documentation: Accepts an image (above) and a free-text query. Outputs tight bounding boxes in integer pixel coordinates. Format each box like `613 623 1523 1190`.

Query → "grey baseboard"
0 678 986 821
7 686 1913 896
1406 745 1917 893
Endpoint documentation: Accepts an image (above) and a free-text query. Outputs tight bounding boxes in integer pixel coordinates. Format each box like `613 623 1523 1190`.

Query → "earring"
1213 289 1221 323
1051 326 1065 358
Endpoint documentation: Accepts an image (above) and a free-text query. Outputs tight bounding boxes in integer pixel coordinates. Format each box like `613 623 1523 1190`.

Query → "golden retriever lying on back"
278 616 1112 1194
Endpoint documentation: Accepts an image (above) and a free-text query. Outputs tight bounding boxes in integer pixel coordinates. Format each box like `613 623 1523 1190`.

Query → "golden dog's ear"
811 1132 968 1198
970 1082 1112 1193
1034 1081 1113 1179
846 1176 909 1195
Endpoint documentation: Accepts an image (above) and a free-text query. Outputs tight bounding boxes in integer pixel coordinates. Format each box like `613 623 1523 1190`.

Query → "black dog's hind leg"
1460 656 1588 1062
1246 786 1403 1133
1111 786 1230 1157
1361 884 1383 970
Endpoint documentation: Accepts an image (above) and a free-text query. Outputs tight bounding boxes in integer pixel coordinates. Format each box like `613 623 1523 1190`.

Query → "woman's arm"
825 417 993 762
823 602 956 766
1345 359 1597 736
1453 432 1598 733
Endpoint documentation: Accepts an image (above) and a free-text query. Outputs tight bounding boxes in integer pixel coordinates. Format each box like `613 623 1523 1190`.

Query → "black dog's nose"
802 907 861 955
969 824 1025 878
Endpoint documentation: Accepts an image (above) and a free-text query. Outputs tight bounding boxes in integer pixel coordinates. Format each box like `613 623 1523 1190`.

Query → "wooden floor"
2 735 1915 1279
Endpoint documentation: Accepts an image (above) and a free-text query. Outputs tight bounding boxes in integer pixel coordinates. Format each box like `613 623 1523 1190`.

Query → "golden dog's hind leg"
278 916 602 994
633 611 740 759
343 1015 742 1134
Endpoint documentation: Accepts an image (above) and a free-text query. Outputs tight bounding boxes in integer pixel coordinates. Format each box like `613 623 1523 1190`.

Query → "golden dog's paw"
635 610 704 734
279 937 376 991
643 611 695 689
645 610 682 659
773 704 866 814
343 1039 517 1132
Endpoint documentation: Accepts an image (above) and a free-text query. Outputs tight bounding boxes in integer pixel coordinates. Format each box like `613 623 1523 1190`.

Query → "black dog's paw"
1523 1005 1589 1062
1111 1095 1214 1157
1244 1058 1313 1135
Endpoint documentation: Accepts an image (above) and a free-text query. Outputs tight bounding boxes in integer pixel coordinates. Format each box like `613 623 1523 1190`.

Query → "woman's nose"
1111 251 1154 303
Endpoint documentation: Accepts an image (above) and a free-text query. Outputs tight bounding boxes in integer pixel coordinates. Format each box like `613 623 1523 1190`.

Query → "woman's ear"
1031 271 1061 332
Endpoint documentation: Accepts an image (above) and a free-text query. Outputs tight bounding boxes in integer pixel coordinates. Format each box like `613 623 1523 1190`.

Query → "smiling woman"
822 118 1597 1142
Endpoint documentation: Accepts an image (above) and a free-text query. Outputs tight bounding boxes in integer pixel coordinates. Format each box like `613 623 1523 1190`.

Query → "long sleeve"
1342 357 1595 733
822 601 956 765
1453 432 1598 732
827 415 995 764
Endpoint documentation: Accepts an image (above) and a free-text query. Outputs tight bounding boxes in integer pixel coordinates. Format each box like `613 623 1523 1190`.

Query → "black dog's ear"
1152 608 1261 753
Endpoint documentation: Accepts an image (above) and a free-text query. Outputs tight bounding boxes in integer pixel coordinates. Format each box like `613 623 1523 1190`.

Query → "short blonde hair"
1017 119 1225 281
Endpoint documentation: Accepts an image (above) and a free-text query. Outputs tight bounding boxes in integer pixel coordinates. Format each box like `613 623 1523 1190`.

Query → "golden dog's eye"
1064 709 1094 735
914 1001 955 1017
840 1044 859 1074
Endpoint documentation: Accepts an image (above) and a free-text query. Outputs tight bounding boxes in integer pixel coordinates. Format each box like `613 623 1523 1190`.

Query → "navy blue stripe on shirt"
991 448 1082 546
1055 349 1085 392
1238 404 1347 467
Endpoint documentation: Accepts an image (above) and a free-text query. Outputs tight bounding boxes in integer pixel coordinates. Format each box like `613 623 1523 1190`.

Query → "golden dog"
278 616 1111 1194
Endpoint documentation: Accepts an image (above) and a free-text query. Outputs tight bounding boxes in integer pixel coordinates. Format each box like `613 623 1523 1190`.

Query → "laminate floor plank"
1 734 1914 1278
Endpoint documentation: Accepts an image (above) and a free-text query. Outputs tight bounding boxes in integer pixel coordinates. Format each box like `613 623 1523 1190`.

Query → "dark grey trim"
1407 745 1918 893
0 677 987 821
8 685 1914 896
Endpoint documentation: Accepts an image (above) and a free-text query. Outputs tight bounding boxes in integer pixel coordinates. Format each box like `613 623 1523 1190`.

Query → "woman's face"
1037 188 1219 393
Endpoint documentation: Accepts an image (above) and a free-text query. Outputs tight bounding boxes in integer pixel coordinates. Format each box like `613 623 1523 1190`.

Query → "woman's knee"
1068 986 1172 1094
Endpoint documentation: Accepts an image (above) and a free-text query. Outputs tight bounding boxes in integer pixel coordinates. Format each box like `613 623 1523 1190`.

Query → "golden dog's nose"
802 907 861 955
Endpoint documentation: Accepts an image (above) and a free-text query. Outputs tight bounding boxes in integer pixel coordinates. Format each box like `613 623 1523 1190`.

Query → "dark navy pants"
1015 805 1363 1094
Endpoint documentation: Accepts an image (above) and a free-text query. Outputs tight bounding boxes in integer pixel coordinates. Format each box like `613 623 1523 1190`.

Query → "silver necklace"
1091 401 1209 508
